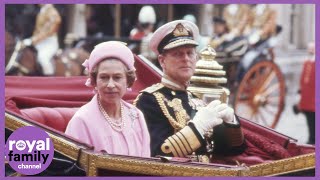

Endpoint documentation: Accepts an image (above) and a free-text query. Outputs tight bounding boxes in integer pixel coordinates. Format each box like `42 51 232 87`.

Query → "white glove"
248 32 260 45
22 38 32 47
191 100 223 135
224 32 235 41
215 104 235 124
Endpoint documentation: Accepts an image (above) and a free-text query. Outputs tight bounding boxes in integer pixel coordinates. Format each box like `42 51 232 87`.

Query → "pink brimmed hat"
82 41 135 87
149 20 199 55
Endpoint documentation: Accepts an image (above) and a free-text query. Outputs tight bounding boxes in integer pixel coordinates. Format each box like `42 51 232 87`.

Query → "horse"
5 31 42 76
5 31 90 77
5 31 15 66
52 48 90 76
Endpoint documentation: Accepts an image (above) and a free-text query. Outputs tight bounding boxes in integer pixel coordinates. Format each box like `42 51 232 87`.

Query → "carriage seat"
16 105 315 167
21 107 79 133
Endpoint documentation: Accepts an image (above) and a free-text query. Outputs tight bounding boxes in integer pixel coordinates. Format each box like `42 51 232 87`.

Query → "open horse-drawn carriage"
212 28 286 129
5 52 315 176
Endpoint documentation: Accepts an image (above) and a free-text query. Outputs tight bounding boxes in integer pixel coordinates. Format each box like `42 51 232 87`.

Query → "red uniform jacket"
299 60 315 112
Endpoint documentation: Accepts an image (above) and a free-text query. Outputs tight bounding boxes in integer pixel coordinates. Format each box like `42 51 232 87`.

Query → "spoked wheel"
234 61 286 128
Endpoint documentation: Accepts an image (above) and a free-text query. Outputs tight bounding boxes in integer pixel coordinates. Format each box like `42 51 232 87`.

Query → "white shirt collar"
161 77 187 90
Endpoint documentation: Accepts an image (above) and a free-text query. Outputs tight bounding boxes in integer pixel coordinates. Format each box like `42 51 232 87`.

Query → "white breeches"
35 35 59 75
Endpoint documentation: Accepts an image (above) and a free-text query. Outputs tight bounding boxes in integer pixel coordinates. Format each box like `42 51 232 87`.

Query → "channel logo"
5 126 54 175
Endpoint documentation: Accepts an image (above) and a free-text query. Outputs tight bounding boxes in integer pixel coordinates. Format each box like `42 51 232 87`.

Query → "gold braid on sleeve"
161 126 202 157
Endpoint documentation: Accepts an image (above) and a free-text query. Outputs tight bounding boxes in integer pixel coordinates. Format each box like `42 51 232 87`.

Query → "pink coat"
65 95 150 157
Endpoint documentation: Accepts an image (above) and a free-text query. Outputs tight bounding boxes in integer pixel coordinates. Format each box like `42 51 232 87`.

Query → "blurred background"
5 4 315 49
5 4 315 144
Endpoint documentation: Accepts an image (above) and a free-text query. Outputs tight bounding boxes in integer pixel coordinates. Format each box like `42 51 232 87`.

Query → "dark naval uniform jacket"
134 82 246 157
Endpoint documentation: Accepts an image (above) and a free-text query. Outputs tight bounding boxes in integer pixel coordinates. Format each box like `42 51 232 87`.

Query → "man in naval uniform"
23 4 61 75
134 20 245 158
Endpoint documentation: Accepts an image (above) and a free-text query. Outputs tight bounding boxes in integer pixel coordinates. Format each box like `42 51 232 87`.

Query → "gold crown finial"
199 45 217 61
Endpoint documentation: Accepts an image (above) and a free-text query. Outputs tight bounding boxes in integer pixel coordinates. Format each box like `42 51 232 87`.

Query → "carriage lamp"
187 45 230 104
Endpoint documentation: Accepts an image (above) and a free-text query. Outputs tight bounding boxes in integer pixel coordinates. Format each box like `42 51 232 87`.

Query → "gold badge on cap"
173 23 189 37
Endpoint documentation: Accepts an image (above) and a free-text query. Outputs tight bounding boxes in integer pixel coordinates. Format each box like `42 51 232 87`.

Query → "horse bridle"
56 50 85 77
5 41 31 75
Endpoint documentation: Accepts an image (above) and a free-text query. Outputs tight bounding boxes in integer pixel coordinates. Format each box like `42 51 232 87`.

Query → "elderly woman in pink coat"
65 41 150 157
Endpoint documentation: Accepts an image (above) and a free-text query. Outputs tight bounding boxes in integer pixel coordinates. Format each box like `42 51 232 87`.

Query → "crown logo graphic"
17 142 25 148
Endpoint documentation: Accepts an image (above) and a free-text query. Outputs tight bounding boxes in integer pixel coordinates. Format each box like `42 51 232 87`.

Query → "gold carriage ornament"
188 45 230 104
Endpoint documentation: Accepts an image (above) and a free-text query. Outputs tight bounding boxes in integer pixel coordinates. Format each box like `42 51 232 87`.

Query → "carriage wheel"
234 61 286 128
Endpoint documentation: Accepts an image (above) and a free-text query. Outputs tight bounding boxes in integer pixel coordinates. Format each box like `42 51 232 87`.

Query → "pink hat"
82 41 135 87
149 20 199 55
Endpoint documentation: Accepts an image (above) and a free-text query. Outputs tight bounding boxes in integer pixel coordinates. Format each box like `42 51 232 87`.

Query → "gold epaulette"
140 83 164 94
133 93 142 106
133 83 164 106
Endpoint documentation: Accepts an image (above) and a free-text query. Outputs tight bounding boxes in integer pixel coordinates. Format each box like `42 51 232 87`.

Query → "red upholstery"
21 107 79 132
240 118 290 148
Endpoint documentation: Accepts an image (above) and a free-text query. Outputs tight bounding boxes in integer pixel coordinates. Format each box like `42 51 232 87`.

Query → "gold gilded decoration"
154 92 184 130
188 93 207 110
163 39 198 50
189 45 230 102
188 93 198 110
195 60 223 70
141 83 164 93
154 92 187 131
166 98 189 127
241 153 315 176
199 45 217 61
194 69 226 76
191 76 227 84
91 152 240 176
173 23 189 37
187 86 230 103
171 91 176 96
88 153 98 176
